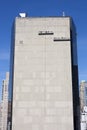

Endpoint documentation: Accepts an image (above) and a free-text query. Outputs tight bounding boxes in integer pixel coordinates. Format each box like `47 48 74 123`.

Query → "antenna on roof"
62 12 65 17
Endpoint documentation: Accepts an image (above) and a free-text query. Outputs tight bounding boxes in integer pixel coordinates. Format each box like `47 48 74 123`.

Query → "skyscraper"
0 72 9 130
9 15 80 130
80 80 87 111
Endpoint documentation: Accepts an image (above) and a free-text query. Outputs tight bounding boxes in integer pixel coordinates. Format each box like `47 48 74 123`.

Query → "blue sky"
0 0 87 100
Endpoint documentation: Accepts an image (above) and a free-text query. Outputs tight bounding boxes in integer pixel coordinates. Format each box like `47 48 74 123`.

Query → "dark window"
38 31 54 35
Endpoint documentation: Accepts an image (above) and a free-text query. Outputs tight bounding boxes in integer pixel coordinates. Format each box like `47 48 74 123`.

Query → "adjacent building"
80 81 87 111
80 106 87 130
0 103 2 130
0 72 9 130
9 15 80 130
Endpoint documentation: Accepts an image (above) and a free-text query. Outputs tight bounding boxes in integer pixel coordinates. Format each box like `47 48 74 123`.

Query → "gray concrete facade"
10 16 80 130
80 81 87 111
0 72 9 130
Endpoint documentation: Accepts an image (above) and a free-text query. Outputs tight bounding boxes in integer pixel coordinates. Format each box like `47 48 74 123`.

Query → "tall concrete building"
80 81 87 111
9 15 80 130
0 72 9 130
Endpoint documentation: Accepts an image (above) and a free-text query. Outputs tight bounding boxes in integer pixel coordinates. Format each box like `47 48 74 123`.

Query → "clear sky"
0 0 87 100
